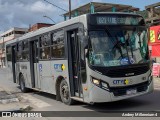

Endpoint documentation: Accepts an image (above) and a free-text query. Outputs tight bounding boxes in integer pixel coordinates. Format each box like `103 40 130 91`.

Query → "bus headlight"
92 78 100 85
91 77 109 90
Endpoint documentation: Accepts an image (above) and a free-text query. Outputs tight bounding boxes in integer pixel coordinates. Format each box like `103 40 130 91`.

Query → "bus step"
71 97 83 102
75 92 83 97
32 88 41 91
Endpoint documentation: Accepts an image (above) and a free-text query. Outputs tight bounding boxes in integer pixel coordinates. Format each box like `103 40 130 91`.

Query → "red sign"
152 63 160 77
149 25 160 44
151 45 160 57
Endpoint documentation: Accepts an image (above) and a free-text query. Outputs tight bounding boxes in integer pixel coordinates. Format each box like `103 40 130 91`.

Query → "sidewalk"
0 68 32 111
153 77 160 90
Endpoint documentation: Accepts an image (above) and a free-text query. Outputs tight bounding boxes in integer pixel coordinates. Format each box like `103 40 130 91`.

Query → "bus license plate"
126 89 137 95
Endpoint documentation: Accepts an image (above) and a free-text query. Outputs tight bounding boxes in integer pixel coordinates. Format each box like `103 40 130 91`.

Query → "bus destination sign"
96 16 139 25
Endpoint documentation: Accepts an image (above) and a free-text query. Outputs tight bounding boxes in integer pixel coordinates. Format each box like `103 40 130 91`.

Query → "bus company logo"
125 73 134 76
113 79 131 85
54 64 65 72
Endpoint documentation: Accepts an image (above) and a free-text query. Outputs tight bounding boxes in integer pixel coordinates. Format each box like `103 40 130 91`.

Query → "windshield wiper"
105 28 124 58
115 36 124 58
127 33 134 58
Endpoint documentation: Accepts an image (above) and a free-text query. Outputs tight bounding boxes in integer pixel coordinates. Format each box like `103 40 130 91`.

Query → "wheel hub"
62 85 69 100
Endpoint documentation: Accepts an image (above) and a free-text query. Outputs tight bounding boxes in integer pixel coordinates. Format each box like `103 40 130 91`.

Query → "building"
63 2 139 20
145 2 160 62
148 25 160 62
28 23 54 32
0 27 28 67
145 2 160 26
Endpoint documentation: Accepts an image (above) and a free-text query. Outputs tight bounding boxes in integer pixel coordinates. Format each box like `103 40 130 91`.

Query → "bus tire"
19 74 28 93
60 80 74 105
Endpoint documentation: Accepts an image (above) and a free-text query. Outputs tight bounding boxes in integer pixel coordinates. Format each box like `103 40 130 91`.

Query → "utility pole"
69 0 71 19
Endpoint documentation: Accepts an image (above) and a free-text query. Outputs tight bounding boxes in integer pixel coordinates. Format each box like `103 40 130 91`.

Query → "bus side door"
67 27 85 98
29 40 40 89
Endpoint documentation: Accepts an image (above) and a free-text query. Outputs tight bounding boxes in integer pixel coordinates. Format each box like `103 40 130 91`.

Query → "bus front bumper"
88 80 153 103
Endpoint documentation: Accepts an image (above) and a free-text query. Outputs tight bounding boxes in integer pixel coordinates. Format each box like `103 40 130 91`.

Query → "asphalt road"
0 68 160 120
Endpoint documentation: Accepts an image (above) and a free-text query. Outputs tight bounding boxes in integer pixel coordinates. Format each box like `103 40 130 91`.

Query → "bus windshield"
88 26 149 67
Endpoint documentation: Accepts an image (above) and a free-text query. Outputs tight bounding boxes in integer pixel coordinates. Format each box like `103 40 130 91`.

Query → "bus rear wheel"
60 80 74 105
19 74 28 93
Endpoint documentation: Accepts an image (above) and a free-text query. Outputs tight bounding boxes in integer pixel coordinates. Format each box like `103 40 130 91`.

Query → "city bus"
6 12 153 105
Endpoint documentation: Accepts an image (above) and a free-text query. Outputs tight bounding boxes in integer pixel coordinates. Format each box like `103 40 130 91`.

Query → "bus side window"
51 30 65 59
39 33 51 60
16 42 23 61
6 46 12 62
22 40 29 61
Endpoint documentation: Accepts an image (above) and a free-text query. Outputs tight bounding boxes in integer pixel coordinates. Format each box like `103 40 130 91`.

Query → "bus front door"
68 29 83 98
29 40 40 89
11 45 16 83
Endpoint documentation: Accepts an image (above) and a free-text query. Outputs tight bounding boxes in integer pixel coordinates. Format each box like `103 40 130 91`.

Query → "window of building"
51 30 65 58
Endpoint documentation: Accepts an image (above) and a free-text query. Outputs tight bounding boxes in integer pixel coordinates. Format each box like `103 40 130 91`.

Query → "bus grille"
94 64 150 78
109 81 149 96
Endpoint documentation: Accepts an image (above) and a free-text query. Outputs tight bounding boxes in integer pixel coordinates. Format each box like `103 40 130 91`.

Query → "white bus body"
6 13 153 105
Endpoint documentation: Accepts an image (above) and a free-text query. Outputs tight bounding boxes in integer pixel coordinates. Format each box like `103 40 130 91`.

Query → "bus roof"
5 12 143 45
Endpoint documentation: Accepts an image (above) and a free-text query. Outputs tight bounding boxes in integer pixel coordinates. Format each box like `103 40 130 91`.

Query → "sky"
0 0 159 33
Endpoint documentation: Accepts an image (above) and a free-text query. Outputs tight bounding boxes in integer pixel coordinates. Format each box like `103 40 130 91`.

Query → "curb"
0 98 19 104
0 91 19 104
1 105 32 112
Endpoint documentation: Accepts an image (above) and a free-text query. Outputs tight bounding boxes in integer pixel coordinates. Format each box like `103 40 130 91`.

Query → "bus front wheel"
19 74 28 93
60 80 74 105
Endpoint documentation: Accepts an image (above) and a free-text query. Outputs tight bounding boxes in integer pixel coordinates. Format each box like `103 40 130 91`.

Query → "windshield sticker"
120 57 135 65
129 57 135 64
120 58 129 65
